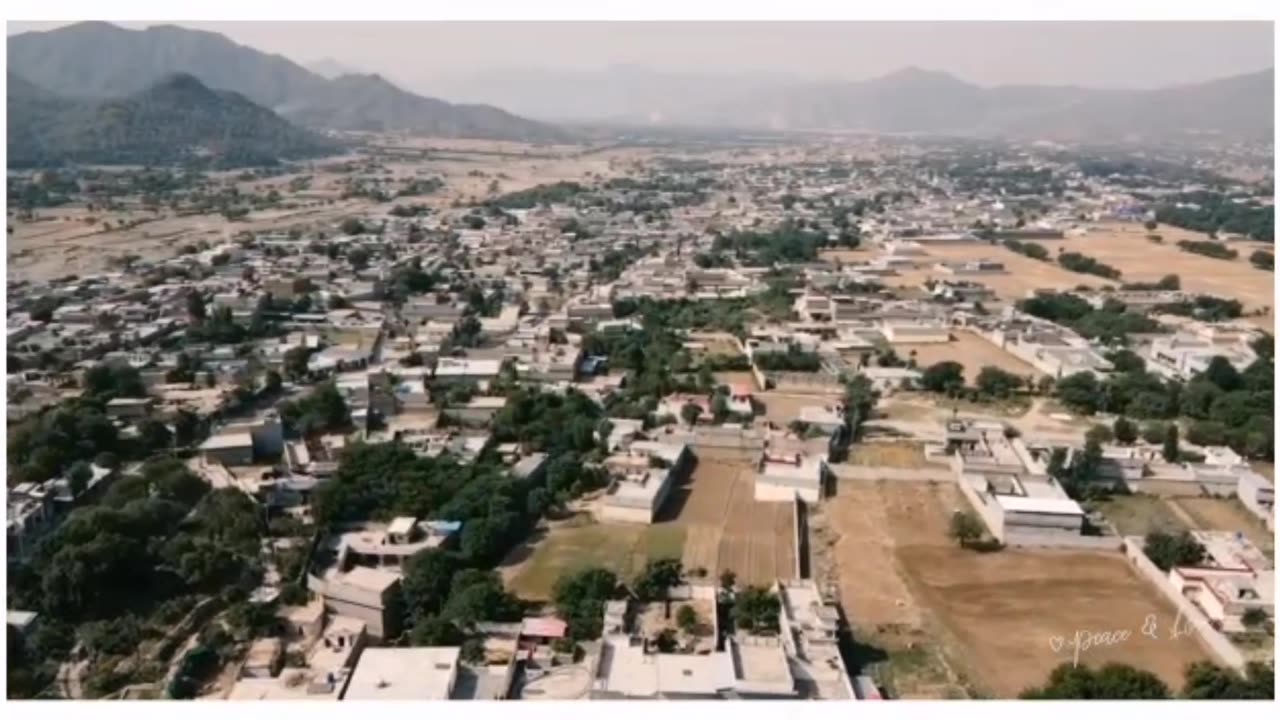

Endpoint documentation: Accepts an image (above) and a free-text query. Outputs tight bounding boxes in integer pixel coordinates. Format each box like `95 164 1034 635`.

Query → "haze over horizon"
7 20 1275 95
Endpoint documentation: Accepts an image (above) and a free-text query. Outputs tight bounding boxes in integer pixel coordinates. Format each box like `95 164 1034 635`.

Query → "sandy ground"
846 441 930 469
892 331 1041 382
817 478 1206 698
664 459 796 586
754 391 843 426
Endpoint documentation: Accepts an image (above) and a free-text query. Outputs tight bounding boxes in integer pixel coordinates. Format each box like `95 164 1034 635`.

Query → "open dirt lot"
891 330 1041 382
1167 497 1275 557
899 544 1209 698
888 243 1086 301
754 390 842 426
662 459 796 586
847 441 930 469
1076 223 1275 328
817 479 1207 698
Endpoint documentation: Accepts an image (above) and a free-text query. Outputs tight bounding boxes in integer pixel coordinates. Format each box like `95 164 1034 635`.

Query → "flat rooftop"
342 647 460 700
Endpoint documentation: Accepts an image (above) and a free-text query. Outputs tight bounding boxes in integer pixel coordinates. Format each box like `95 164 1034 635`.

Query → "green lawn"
1086 494 1190 537
509 520 686 601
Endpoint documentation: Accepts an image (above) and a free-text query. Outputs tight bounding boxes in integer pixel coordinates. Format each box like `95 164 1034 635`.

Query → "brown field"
1168 497 1275 556
663 459 796 586
891 330 1041 382
847 441 929 469
754 390 842 426
821 479 1207 698
1074 224 1275 329
900 545 1209 698
687 332 745 359
888 243 1086 300
882 223 1275 330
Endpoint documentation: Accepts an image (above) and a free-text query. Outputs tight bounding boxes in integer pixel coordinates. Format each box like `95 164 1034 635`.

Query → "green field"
1086 494 1190 537
508 518 686 600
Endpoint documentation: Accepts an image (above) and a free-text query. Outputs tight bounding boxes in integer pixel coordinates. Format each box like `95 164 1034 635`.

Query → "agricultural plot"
661 459 797 587
821 479 1207 698
891 331 1041 382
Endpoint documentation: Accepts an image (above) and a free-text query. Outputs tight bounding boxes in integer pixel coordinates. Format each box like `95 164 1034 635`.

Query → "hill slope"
7 21 568 142
8 73 340 167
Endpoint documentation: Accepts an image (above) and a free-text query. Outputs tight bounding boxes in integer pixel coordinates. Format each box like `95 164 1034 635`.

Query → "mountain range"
422 64 1275 143
684 66 1276 141
7 22 1274 151
7 72 339 167
7 21 568 143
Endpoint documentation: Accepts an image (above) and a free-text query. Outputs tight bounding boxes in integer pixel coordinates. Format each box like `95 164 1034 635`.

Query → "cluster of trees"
1002 238 1051 261
399 553 522 653
731 586 782 634
1177 239 1238 261
711 221 827 265
589 242 650 282
1057 251 1122 280
7 459 267 699
919 361 1031 401
1054 341 1273 460
490 181 585 209
185 303 280 345
1142 530 1206 571
277 382 351 438
1155 191 1273 242
1250 249 1274 271
752 346 822 372
1017 292 1158 343
1021 661 1273 699
6 378 184 488
1152 295 1243 322
554 567 621 641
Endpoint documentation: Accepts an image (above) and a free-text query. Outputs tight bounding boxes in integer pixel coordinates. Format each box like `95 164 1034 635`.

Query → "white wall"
597 503 655 525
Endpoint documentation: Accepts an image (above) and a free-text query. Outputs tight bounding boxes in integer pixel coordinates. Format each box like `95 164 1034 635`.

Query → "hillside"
7 21 569 142
7 73 340 168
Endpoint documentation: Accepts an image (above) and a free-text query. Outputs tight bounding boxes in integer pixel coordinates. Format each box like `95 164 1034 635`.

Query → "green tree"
401 551 460 621
975 366 1022 398
1113 417 1138 445
1143 530 1206 571
920 361 965 394
553 567 619 641
1020 662 1170 699
676 605 699 635
1163 423 1180 462
948 511 984 548
680 402 703 427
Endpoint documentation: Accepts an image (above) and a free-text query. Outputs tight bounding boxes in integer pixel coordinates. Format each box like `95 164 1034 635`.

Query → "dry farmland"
662 459 797 586
888 243 1086 300
891 330 1041 382
883 224 1275 330
817 478 1208 698
503 455 797 598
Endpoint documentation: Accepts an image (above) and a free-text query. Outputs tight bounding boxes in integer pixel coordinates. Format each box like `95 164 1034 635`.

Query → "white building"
341 647 461 700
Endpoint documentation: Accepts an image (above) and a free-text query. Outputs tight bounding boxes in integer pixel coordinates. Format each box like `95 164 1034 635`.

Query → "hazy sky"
8 20 1275 90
